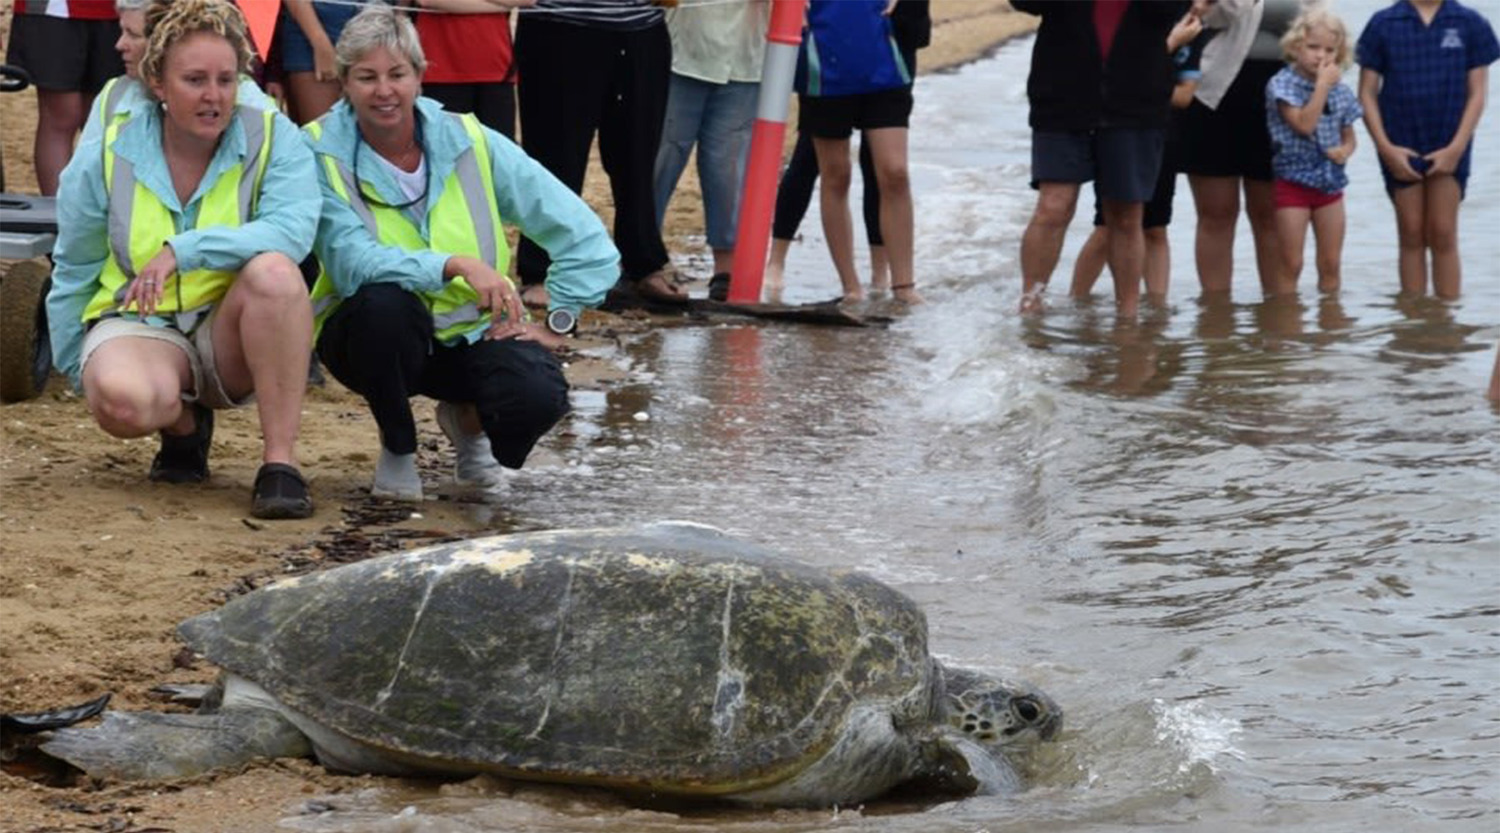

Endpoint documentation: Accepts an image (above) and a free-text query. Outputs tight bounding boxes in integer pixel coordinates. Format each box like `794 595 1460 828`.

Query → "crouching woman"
47 0 320 519
306 6 617 501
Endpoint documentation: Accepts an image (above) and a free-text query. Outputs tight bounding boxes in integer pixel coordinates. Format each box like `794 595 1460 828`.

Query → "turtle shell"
177 523 935 795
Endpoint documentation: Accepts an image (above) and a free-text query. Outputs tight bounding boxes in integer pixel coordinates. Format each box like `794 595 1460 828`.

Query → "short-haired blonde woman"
48 0 321 519
306 6 617 502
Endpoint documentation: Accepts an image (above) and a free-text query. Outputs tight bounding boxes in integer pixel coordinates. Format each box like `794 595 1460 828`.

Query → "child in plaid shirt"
1357 0 1499 299
1265 9 1362 296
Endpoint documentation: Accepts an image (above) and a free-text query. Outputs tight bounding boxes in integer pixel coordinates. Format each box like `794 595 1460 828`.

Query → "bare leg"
81 338 196 438
863 127 919 304
1424 175 1463 299
1310 198 1345 295
1273 206 1311 297
284 72 342 125
868 245 890 293
1019 181 1081 313
33 89 90 196
1189 174 1240 296
209 253 313 466
1390 183 1429 295
1101 198 1146 318
1069 226 1109 298
1244 178 1283 297
1488 344 1500 402
764 237 791 302
812 136 861 301
1143 225 1170 305
711 247 734 276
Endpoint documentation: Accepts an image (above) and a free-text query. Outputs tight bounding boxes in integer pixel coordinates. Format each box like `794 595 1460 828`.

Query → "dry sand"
0 4 1037 830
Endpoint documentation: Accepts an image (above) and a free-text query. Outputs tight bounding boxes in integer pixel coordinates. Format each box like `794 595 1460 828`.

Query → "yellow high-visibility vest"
82 105 275 327
307 112 510 342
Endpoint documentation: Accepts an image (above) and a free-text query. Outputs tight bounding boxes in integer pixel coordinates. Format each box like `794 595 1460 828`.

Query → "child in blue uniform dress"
1357 0 1499 298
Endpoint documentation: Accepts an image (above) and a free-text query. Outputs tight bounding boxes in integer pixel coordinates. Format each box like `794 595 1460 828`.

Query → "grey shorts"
1030 127 1166 203
79 309 251 410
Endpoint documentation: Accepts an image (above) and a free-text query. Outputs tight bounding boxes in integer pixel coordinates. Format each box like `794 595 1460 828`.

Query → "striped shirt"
531 0 664 31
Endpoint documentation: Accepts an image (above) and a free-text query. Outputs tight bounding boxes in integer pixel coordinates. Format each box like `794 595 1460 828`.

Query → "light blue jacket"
78 75 277 147
48 103 319 386
305 97 619 326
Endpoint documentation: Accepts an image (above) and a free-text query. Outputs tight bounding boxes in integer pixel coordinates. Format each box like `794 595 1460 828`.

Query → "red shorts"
1274 179 1344 210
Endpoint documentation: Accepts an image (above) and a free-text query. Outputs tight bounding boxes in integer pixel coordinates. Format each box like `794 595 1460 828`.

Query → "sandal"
251 463 314 520
707 272 731 302
149 404 213 484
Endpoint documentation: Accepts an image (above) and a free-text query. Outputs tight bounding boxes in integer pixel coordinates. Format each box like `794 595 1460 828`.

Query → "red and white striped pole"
726 0 807 304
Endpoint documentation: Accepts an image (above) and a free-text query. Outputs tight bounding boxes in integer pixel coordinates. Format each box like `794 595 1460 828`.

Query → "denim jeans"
653 73 760 252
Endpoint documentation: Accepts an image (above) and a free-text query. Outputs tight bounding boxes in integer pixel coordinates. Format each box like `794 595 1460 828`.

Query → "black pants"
316 285 569 468
514 16 671 284
423 81 516 140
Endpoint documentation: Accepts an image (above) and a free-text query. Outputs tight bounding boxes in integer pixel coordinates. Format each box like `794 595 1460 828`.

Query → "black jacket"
1011 0 1190 131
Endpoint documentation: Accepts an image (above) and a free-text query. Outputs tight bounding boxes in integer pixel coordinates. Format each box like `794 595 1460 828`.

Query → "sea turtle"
37 522 1061 806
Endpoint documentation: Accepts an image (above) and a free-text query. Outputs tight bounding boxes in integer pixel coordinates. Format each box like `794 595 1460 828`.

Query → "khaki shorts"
79 309 252 410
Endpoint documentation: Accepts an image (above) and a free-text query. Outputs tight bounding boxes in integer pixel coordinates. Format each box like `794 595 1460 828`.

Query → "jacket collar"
112 103 251 212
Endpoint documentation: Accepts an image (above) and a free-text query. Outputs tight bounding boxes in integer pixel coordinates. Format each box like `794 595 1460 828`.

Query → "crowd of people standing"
3 0 1499 520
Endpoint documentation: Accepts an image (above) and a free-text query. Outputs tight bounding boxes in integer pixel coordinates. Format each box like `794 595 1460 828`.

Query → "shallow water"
288 2 1499 830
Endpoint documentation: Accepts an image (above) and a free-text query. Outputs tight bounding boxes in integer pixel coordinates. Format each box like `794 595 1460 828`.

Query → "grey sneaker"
436 402 505 487
371 449 422 501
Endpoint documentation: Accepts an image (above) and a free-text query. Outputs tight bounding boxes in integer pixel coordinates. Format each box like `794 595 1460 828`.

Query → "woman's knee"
238 253 309 302
85 373 179 436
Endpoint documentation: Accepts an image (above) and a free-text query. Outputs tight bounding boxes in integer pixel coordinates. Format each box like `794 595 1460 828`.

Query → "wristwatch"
545 307 578 337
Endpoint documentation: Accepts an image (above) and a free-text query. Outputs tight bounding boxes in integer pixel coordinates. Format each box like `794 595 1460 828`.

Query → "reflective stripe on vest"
96 76 132 126
306 112 510 342
83 106 274 325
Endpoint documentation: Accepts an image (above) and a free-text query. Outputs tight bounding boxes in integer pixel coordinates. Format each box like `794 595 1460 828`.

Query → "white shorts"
79 308 252 410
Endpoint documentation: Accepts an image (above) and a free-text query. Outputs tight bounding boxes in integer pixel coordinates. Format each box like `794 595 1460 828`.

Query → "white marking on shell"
373 572 440 708
711 578 747 741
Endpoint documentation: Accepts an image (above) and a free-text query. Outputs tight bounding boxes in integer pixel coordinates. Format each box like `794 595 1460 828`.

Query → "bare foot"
636 270 688 304
1019 284 1046 315
890 282 923 305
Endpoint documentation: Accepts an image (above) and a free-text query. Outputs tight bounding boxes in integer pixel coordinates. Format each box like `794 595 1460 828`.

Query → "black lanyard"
352 117 429 210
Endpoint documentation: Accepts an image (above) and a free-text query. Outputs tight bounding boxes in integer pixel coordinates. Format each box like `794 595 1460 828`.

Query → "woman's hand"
446 256 524 335
122 244 178 317
488 319 568 349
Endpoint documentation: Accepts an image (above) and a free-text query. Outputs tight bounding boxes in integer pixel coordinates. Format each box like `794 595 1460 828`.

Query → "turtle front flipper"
40 707 312 781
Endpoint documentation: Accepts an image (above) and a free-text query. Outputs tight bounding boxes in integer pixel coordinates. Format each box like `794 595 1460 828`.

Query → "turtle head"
912 664 1061 795
935 664 1062 747
903 665 1060 797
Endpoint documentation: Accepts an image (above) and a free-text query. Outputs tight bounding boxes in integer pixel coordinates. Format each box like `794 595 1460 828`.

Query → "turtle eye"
1013 696 1043 725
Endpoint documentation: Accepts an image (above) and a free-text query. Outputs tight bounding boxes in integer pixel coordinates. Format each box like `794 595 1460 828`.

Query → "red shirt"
416 12 514 84
14 0 118 21
1092 0 1130 63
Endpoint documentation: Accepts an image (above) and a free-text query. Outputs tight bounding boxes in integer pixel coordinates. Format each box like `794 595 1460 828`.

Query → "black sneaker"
250 463 314 519
149 404 213 484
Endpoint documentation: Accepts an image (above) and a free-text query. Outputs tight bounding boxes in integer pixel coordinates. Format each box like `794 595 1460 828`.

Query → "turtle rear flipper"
40 707 312 780
1 694 111 737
